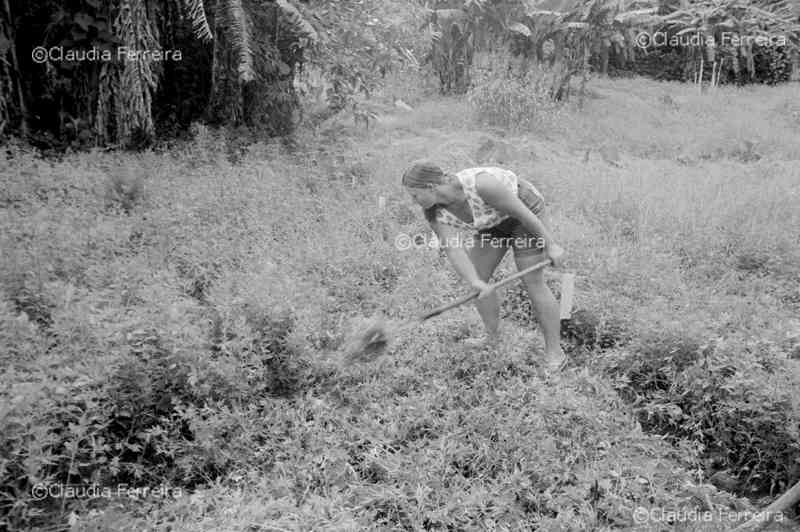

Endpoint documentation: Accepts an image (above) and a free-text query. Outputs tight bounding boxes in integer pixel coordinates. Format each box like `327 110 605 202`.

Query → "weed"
3 71 800 530
4 272 53 330
103 165 145 214
468 71 560 131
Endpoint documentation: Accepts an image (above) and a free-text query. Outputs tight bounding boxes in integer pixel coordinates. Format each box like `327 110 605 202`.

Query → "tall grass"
2 71 800 530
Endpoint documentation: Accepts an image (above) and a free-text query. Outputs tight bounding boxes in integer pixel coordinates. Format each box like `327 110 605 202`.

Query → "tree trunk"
2 0 29 136
551 33 565 67
698 54 704 92
600 41 609 76
578 41 590 108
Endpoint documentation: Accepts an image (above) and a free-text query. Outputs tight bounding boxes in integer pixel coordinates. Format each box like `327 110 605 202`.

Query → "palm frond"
184 0 213 42
508 21 533 37
613 7 659 25
275 0 318 46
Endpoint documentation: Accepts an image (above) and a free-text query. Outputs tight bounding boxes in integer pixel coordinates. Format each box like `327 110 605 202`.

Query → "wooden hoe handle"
419 259 553 322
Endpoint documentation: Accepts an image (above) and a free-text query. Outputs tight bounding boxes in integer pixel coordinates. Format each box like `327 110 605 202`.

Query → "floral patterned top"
433 167 541 231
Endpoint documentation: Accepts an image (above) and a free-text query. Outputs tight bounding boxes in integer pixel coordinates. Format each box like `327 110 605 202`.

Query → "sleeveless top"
432 167 543 231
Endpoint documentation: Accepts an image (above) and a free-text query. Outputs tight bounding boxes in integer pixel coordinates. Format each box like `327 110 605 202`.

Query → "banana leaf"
508 22 533 38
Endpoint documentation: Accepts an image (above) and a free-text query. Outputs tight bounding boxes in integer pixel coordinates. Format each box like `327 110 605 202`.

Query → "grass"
1 69 800 531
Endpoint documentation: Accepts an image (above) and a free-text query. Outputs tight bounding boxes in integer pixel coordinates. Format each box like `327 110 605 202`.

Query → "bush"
601 333 800 496
0 308 304 529
3 272 54 331
1 367 113 527
467 70 561 131
103 166 145 215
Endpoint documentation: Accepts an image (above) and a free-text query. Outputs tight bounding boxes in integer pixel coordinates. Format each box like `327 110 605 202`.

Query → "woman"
401 160 566 371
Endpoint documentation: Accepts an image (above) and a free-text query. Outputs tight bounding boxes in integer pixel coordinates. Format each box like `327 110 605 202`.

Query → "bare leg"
514 252 565 367
467 238 509 342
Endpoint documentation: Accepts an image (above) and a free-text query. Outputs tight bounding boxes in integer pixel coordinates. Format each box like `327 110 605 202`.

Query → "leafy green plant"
0 313 303 528
103 167 145 214
602 333 800 496
293 0 420 118
428 7 476 94
467 67 561 130
4 0 320 145
3 271 53 331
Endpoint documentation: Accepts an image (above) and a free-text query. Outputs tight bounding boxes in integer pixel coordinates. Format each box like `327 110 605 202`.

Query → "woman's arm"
474 171 564 266
430 219 489 292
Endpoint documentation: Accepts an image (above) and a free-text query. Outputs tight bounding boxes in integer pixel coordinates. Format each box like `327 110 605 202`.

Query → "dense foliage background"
1 0 799 148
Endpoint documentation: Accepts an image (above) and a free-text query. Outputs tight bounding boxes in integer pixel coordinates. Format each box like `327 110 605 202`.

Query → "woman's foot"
543 348 567 372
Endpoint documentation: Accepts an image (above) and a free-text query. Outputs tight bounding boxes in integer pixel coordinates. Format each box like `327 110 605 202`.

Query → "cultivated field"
2 72 800 530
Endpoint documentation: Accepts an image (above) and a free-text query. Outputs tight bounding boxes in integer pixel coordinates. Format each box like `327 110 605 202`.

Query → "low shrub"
103 167 145 215
0 306 304 529
3 272 54 331
467 70 561 131
601 333 800 496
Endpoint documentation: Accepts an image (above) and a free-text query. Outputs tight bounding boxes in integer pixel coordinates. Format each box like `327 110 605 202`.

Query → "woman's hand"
471 279 495 300
546 242 566 268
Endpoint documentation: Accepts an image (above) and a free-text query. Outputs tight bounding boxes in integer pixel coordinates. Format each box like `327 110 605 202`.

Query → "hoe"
345 258 576 362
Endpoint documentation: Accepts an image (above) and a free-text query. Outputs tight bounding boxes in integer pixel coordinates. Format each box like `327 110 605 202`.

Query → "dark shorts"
476 179 546 257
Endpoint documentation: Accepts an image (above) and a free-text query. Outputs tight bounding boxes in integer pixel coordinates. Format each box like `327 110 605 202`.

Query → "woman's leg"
513 251 565 366
508 186 565 368
467 237 508 339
